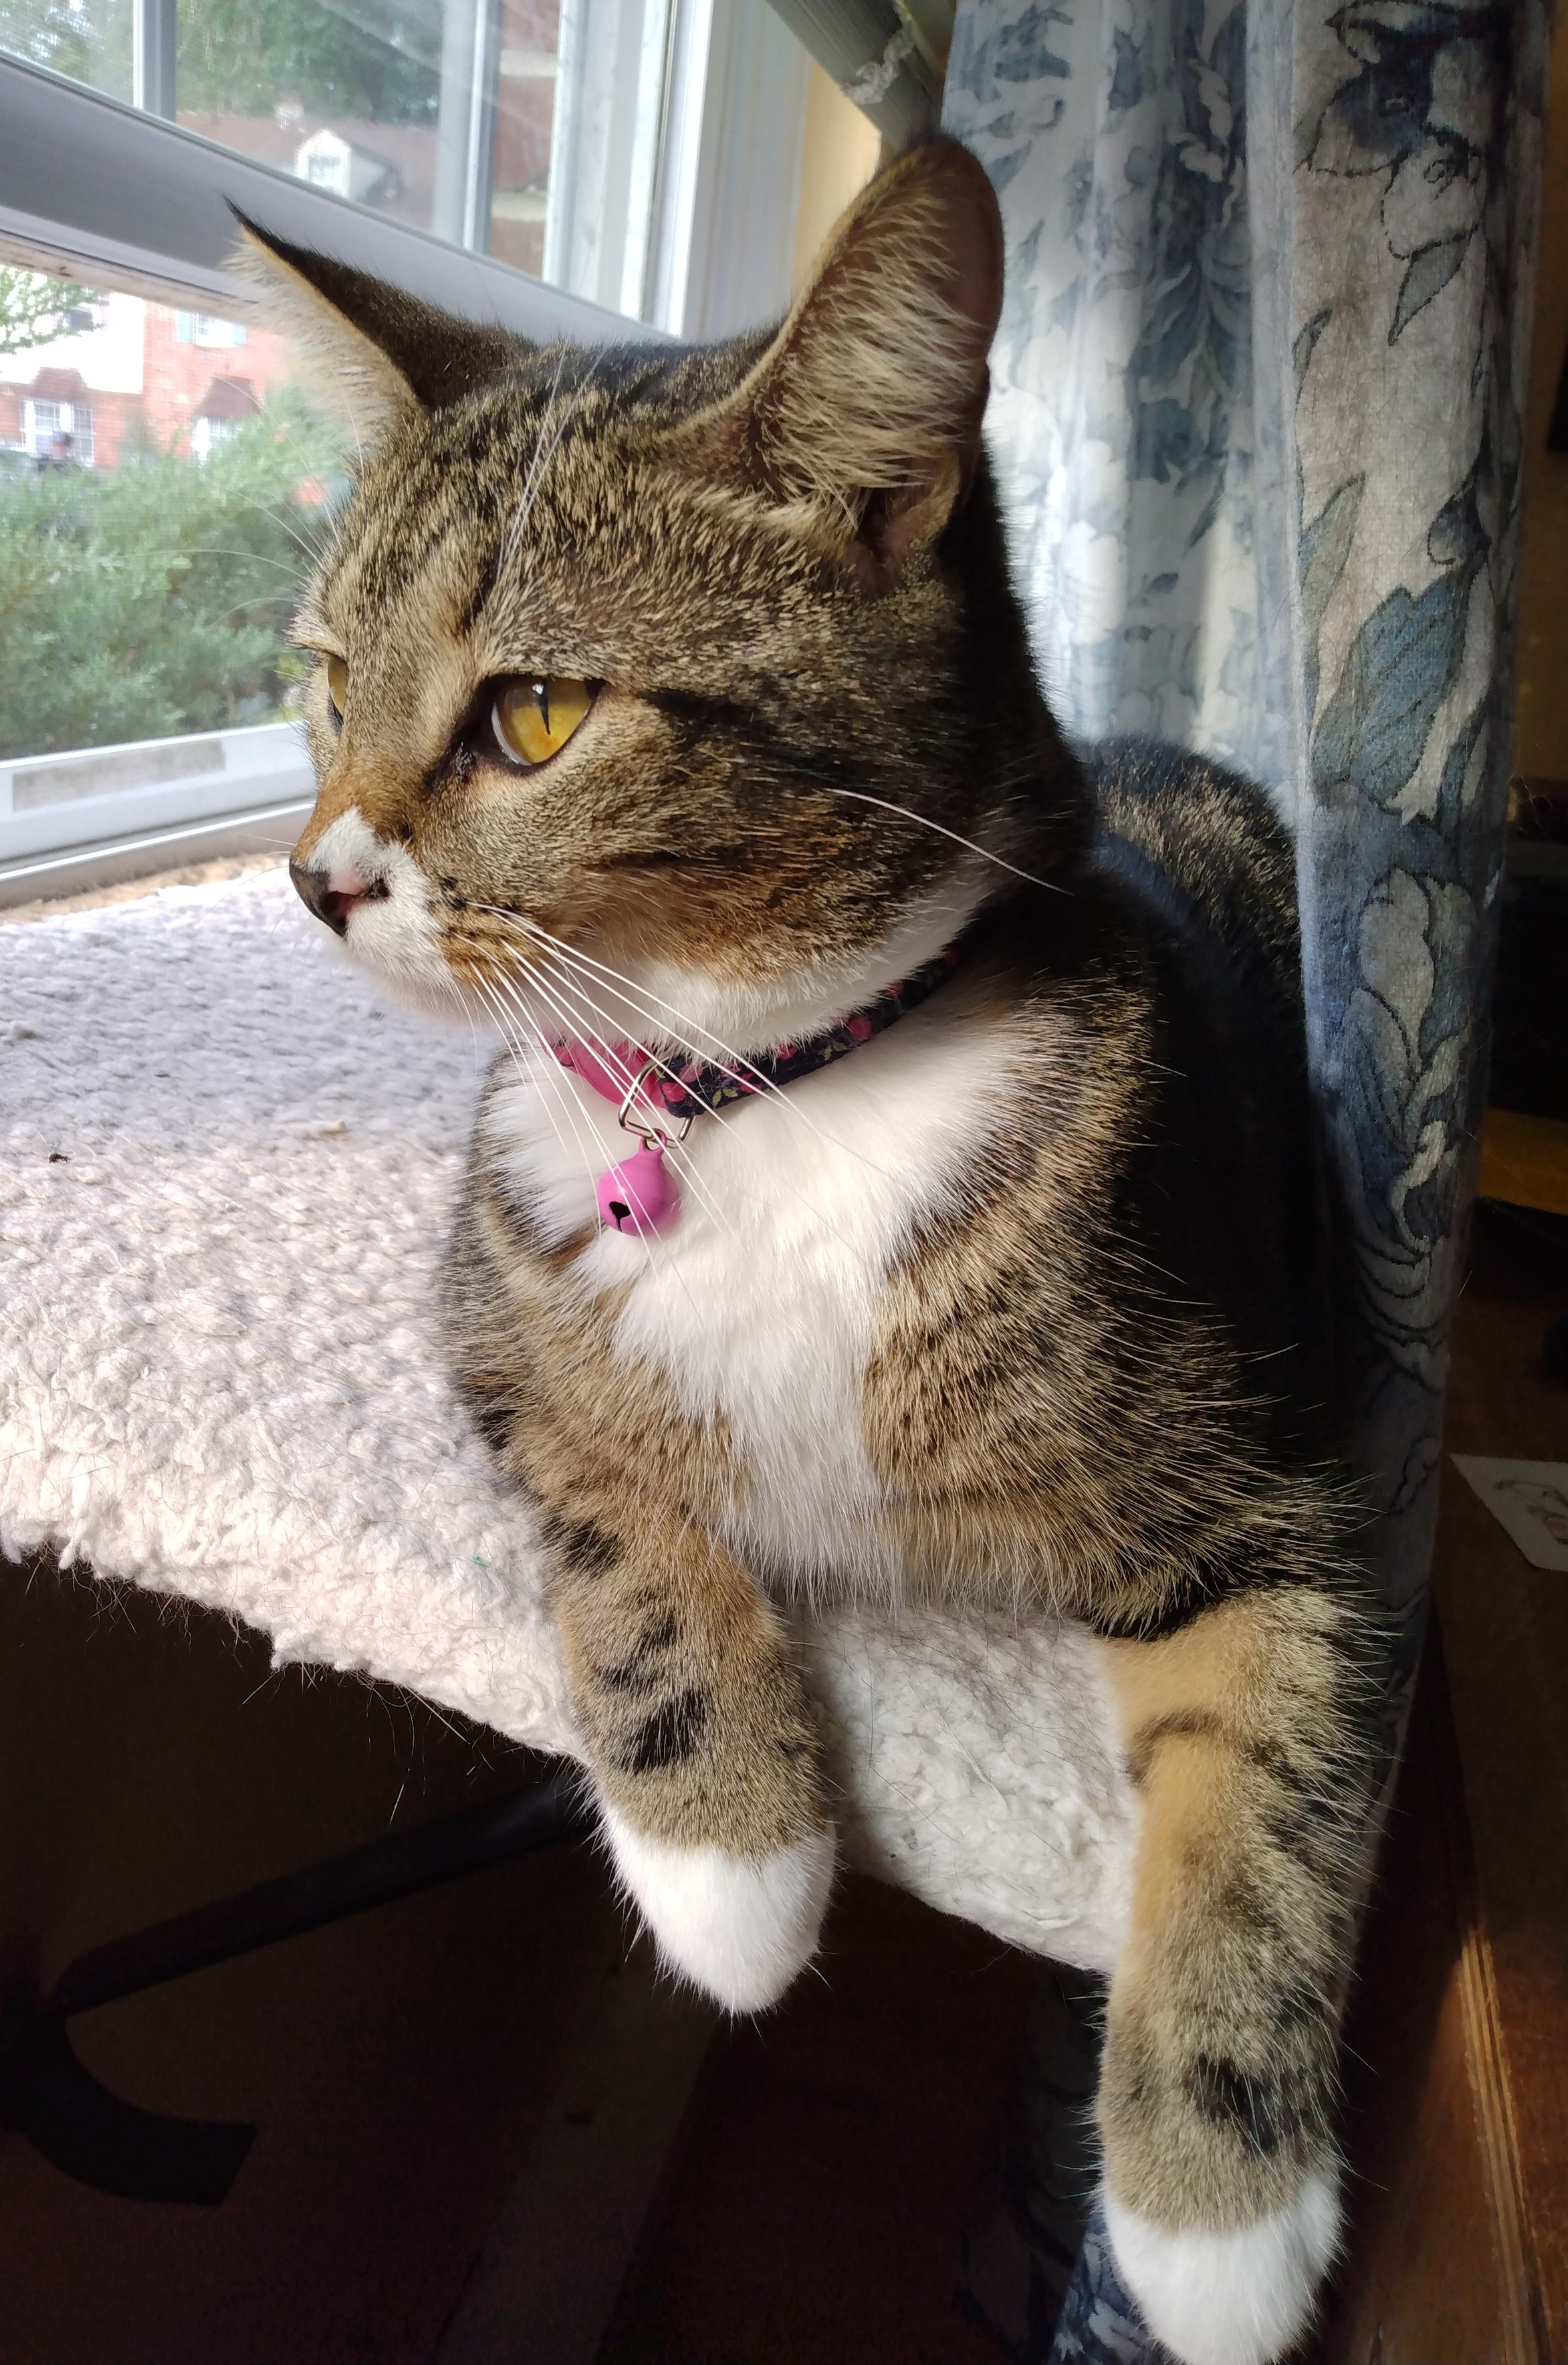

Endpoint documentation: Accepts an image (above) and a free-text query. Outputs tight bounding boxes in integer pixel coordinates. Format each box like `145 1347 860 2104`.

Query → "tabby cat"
252 140 1379 2365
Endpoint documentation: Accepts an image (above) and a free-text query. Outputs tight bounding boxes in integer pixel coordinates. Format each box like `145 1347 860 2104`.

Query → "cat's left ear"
687 138 1004 590
231 213 524 447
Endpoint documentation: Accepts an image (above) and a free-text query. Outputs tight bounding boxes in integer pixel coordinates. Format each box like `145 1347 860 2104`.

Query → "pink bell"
596 1139 680 1236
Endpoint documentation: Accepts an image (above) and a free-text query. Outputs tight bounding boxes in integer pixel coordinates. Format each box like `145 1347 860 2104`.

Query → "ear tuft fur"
231 212 524 450
692 139 1005 582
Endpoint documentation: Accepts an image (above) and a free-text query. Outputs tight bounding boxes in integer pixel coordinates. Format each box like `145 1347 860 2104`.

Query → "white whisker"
481 909 921 1191
499 346 568 572
522 952 742 1245
478 960 674 1271
810 786 1064 895
483 959 734 1335
531 921 1027 1194
478 966 674 1284
477 906 859 1153
512 942 899 1260
498 350 602 584
471 970 615 1244
497 945 736 1242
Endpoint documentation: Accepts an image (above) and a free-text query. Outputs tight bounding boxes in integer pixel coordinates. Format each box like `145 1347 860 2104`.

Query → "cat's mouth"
288 804 471 1019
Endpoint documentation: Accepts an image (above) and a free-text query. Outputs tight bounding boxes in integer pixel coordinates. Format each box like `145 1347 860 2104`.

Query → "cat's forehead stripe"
319 330 762 640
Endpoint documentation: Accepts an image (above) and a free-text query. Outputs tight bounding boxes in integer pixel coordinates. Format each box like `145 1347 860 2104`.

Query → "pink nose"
289 860 385 936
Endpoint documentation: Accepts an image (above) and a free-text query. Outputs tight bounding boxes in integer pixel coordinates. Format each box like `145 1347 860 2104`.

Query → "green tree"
178 0 441 122
0 267 93 358
0 0 440 119
0 0 132 102
0 387 342 762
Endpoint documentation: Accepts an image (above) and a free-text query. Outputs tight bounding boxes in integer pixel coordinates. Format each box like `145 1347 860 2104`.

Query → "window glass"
0 0 676 316
0 262 338 867
0 4 820 886
0 0 134 105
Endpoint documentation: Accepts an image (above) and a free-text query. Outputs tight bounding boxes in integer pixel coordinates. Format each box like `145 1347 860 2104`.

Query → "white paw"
1103 2170 1341 2365
602 1808 835 2012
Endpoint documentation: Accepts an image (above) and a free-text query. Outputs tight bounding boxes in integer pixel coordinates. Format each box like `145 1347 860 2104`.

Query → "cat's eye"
324 655 348 720
493 675 592 768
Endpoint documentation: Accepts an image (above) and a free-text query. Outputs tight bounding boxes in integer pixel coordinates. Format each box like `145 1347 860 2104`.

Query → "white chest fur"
483 1000 1023 1592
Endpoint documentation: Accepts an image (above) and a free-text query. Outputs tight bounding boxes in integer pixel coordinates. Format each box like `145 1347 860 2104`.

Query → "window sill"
0 796 308 908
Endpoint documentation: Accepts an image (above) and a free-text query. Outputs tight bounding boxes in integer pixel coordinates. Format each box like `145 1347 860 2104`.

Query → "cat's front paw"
1103 2172 1340 2365
602 1807 835 2011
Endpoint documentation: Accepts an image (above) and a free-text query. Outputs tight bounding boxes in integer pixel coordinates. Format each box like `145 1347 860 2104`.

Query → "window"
0 0 822 334
296 130 354 198
0 266 334 887
190 409 239 457
19 392 94 463
174 310 247 346
0 4 889 899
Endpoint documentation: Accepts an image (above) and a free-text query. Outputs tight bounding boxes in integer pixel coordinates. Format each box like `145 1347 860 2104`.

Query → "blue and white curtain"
942 0 1548 2350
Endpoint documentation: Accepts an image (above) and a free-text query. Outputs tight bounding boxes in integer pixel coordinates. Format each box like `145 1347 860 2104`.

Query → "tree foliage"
0 267 92 358
0 389 341 762
0 0 131 101
0 0 439 120
178 0 439 122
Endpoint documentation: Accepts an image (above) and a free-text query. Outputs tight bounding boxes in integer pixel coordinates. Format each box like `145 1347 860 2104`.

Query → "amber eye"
493 675 592 768
325 654 348 720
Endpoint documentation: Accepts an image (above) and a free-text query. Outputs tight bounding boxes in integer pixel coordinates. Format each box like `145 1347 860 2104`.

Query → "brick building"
0 288 295 471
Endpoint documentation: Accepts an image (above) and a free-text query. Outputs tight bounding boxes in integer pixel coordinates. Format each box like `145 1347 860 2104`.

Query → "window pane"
0 263 338 865
0 0 684 322
0 0 134 106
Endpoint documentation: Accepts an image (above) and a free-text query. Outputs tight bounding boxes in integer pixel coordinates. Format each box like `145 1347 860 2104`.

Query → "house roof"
29 367 89 402
196 375 261 420
177 111 437 221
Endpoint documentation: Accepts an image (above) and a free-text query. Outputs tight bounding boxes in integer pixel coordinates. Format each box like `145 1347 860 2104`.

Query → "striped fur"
253 141 1381 2364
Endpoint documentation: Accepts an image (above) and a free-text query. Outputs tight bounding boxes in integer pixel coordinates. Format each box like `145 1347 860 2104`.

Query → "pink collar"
553 939 966 1237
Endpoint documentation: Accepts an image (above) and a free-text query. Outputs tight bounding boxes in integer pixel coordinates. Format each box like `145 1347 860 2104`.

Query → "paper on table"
1451 1456 1568 1572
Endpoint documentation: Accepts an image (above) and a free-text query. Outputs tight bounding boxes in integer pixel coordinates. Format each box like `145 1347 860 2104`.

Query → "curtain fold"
943 0 1549 2348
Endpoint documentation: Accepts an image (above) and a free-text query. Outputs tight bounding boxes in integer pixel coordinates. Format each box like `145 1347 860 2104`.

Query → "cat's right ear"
684 139 1005 591
231 213 524 449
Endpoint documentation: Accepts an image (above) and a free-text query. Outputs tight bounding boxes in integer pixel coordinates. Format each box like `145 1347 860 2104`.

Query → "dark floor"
0 1568 620 2365
603 1876 1036 2365
0 1559 1040 2365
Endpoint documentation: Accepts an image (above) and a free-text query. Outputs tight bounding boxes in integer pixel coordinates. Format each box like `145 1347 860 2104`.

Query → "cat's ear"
691 138 1004 588
231 213 524 445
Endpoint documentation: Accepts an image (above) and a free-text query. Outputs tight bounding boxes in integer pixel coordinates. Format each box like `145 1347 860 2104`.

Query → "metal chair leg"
0 1768 589 2203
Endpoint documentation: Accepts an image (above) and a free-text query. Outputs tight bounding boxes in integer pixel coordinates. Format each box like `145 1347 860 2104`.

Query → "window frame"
0 15 820 905
0 47 641 343
0 45 658 907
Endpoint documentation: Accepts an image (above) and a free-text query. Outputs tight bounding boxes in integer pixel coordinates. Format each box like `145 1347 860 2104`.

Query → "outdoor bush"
0 387 340 762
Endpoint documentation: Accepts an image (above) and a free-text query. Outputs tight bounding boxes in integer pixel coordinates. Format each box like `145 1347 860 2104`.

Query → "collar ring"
617 1058 694 1147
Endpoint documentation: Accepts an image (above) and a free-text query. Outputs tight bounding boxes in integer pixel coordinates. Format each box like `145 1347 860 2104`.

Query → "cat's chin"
627 859 992 1060
333 900 471 1023
600 1807 835 2012
1102 2172 1341 2365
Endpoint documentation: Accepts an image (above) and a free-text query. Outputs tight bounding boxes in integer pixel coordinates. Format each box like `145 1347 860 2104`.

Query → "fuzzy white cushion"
0 867 1134 1968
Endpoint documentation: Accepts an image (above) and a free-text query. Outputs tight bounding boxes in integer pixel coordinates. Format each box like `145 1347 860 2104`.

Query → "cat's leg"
1091 1581 1376 2365
540 1500 833 2012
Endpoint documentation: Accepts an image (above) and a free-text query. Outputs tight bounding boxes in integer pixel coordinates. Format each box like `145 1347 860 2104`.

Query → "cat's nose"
290 859 374 937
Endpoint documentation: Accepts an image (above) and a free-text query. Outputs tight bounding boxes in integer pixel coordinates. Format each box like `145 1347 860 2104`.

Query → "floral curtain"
942 0 1549 2350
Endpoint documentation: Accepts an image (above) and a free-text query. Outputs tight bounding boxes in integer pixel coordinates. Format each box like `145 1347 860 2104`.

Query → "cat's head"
247 139 1083 1054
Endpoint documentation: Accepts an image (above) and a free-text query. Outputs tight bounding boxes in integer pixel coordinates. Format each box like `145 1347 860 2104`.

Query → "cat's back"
1075 738 1331 1438
1084 736 1301 1034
